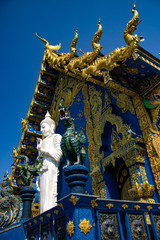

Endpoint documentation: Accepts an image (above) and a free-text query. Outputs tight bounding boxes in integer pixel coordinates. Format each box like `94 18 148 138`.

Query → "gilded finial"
13 147 18 157
70 28 78 51
36 33 61 51
132 1 136 12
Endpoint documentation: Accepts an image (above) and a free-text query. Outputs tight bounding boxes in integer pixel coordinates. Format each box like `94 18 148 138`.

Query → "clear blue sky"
0 0 160 183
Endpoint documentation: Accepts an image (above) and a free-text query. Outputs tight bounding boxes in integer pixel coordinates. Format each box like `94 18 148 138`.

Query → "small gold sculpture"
79 219 92 234
36 33 61 58
52 28 78 68
128 181 155 202
21 118 28 131
36 30 78 69
67 221 74 237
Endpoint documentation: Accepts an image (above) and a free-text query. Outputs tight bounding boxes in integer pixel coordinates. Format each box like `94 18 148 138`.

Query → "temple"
1 3 160 240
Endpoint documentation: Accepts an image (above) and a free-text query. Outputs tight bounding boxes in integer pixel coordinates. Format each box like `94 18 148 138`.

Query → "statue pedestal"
21 186 36 220
64 165 89 194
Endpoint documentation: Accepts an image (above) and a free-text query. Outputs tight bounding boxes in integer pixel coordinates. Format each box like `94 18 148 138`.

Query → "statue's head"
40 111 56 136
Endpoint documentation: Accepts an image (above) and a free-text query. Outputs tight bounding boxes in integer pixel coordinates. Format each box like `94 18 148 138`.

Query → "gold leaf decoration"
146 205 152 211
67 221 74 237
58 203 64 210
106 203 114 209
79 219 92 235
121 204 128 210
46 213 51 218
134 205 141 210
54 210 59 215
91 199 98 208
69 195 79 205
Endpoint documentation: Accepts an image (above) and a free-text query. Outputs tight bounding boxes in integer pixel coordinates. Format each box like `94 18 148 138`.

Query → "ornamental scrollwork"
50 74 84 126
110 90 135 115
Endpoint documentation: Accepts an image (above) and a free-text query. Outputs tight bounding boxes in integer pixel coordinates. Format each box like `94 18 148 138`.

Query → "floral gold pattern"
69 195 79 205
121 204 128 210
91 199 98 208
147 205 152 211
54 210 59 215
67 220 74 237
58 203 64 210
79 219 92 235
134 205 141 210
106 203 114 209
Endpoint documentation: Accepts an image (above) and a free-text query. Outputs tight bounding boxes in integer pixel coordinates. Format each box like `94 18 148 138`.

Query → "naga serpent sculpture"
65 18 102 74
0 172 20 227
36 28 78 69
81 2 140 82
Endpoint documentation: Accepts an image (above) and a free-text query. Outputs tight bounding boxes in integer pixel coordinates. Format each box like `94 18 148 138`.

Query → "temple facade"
1 3 160 240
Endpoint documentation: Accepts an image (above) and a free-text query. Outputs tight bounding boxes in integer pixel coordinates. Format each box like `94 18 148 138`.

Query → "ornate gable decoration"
37 3 140 84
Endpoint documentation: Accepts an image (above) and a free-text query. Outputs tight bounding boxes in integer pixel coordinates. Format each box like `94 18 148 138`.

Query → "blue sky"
0 0 160 183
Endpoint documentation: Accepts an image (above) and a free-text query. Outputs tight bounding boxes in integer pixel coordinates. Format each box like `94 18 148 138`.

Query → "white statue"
36 111 62 213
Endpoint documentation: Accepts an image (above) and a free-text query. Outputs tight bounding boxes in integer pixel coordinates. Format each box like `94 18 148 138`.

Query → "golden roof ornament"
52 28 78 68
36 33 61 52
82 2 140 83
37 3 141 84
65 19 103 73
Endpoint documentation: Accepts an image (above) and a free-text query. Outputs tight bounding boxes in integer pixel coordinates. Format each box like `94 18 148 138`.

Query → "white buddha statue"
36 111 62 213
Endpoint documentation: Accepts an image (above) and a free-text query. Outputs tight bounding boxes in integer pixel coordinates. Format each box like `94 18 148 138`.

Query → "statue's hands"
37 138 42 150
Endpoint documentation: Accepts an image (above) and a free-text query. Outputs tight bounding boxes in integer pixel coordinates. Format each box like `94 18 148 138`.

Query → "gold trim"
0 224 21 234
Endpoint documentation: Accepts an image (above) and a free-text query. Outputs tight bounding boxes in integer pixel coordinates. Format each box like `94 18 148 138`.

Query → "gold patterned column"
132 94 160 196
82 84 107 198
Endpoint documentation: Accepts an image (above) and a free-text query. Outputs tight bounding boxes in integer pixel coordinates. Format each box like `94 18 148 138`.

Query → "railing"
24 193 160 239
